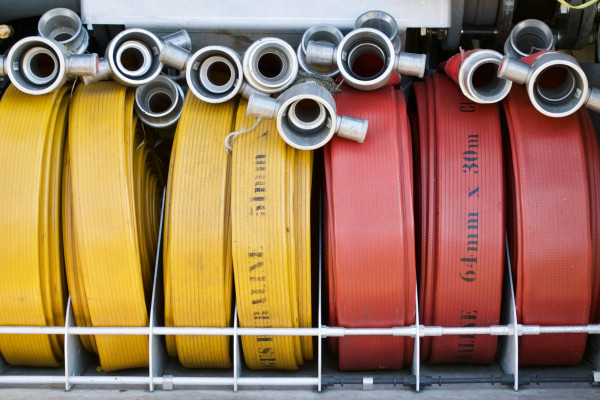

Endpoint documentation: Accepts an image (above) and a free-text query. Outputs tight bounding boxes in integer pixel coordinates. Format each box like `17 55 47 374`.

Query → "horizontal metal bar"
69 376 150 385
153 377 234 386
0 376 65 384
2 324 600 337
237 377 318 386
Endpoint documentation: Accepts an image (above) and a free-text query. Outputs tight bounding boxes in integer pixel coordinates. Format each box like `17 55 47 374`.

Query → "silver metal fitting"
3 36 98 95
504 19 554 59
458 49 512 104
38 8 89 54
0 55 5 76
242 37 298 94
354 10 401 52
106 28 163 87
498 52 589 117
306 28 426 90
298 25 343 77
135 75 184 128
186 46 245 103
585 87 600 113
105 29 190 87
82 57 111 85
246 81 368 150
160 42 191 71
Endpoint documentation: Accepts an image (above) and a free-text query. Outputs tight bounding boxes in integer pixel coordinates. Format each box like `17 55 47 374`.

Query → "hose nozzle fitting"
38 8 89 54
135 75 185 128
298 25 343 77
247 81 368 149
242 37 298 94
498 51 589 117
504 19 554 59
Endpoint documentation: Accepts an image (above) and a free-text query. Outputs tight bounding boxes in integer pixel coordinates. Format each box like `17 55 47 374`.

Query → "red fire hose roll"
412 73 505 364
504 86 593 366
325 85 416 370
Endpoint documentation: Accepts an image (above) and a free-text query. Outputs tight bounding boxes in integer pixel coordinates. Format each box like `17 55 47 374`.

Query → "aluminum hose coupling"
160 43 249 103
306 28 426 90
504 19 554 60
446 49 512 104
354 10 401 52
498 51 600 117
83 29 191 87
38 8 89 54
134 75 185 129
242 37 298 94
0 36 98 95
246 80 368 150
298 25 344 78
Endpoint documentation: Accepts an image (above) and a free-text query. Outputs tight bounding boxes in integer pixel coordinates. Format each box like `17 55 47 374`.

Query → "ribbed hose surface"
163 96 235 368
64 82 163 371
0 85 69 366
231 100 313 370
504 86 592 366
325 85 416 370
412 73 504 363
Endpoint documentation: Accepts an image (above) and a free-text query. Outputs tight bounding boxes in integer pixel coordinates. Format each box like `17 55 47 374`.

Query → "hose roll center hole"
348 42 385 79
258 52 283 79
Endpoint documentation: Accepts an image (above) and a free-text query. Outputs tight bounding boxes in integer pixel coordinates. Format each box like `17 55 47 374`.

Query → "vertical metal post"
149 189 168 391
412 285 420 392
233 303 240 392
317 189 323 392
498 237 519 391
64 298 90 391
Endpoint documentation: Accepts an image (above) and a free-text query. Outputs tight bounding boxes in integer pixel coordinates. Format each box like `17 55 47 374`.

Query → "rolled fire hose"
231 100 313 369
577 110 600 324
163 96 235 368
64 82 164 371
0 85 69 366
325 85 416 370
412 73 504 364
503 85 593 366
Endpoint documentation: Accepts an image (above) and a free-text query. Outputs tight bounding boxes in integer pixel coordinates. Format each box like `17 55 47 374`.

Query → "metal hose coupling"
504 19 554 59
445 49 512 104
306 28 426 90
135 75 184 129
38 8 89 54
298 25 344 77
498 51 591 117
246 81 368 150
99 28 191 87
160 43 250 103
242 37 298 94
354 10 401 52
0 36 98 95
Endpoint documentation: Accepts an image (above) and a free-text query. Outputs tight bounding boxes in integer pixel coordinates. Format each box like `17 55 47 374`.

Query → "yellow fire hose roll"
64 82 163 371
163 96 235 368
231 100 313 370
0 85 69 367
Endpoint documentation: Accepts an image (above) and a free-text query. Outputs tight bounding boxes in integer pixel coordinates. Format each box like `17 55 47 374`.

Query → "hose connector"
38 8 89 54
105 28 191 87
446 49 512 104
246 81 368 150
242 37 298 94
504 19 554 59
498 51 589 117
306 28 426 90
298 25 344 77
2 36 98 95
135 75 184 128
354 10 401 52
82 57 111 85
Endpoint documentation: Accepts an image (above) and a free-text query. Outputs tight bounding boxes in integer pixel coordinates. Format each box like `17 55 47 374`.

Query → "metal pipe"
498 52 589 117
297 25 343 77
242 37 298 94
135 75 184 128
38 8 89 54
246 81 368 149
1 36 98 95
456 49 512 104
504 19 554 59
